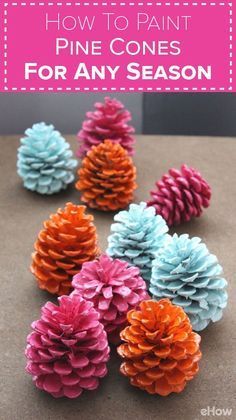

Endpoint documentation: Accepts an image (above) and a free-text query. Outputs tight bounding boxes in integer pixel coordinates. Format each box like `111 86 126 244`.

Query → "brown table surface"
0 135 235 420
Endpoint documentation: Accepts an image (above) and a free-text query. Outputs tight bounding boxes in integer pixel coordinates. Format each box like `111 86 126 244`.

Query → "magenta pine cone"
25 294 110 398
77 97 135 158
72 254 149 344
148 164 211 227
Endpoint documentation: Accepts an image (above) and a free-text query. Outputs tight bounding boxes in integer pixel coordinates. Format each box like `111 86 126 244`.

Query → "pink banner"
0 1 234 92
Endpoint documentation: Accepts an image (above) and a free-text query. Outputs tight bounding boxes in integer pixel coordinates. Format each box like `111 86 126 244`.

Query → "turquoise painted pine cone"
107 202 169 283
17 122 77 194
150 234 228 331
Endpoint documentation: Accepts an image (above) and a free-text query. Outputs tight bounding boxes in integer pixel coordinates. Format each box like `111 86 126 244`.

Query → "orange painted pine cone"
31 202 100 296
118 299 201 396
76 140 137 211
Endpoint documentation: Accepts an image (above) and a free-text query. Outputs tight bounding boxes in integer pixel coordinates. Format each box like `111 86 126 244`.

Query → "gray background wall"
1 93 236 136
144 93 236 136
0 93 142 135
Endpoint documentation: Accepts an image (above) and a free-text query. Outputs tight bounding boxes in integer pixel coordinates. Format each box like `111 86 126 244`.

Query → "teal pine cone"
107 202 169 282
150 234 228 331
17 122 77 194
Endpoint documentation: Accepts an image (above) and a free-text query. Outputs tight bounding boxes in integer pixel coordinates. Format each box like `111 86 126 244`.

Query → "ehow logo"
201 406 232 417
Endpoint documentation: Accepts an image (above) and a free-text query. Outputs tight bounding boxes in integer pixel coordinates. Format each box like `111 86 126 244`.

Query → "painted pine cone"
150 234 228 331
76 140 137 211
118 299 202 396
72 254 149 344
25 294 110 398
31 202 99 296
107 202 169 282
147 164 211 226
17 122 77 194
77 96 135 158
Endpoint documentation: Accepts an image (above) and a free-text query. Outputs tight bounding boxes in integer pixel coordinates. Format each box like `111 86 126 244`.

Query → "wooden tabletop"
0 135 235 420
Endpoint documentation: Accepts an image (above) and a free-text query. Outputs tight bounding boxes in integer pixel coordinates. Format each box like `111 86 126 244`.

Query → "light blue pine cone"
107 202 169 282
150 234 228 331
17 122 77 194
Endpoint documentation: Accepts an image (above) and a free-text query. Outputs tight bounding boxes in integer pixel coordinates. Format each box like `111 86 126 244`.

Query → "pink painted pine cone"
77 97 135 158
25 294 110 398
72 254 149 344
148 164 211 227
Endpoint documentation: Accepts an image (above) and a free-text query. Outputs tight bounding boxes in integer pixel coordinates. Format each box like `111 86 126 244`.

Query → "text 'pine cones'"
76 140 137 211
77 97 135 158
118 299 201 396
17 122 77 194
25 294 110 398
148 164 211 226
150 234 228 331
72 254 149 344
31 202 99 296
